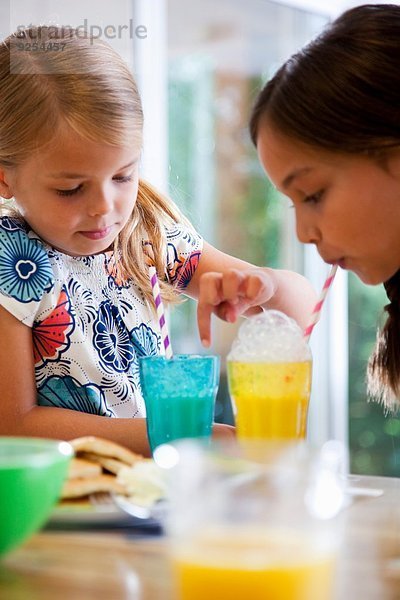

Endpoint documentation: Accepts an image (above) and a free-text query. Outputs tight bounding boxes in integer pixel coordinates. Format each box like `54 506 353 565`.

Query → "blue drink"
139 355 220 453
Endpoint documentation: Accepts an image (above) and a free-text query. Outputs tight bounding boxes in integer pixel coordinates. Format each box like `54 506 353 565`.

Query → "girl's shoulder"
163 221 203 290
0 214 28 233
165 222 203 249
0 215 54 304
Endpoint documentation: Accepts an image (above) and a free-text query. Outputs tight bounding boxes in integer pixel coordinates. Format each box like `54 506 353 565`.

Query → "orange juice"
227 361 312 440
173 528 335 600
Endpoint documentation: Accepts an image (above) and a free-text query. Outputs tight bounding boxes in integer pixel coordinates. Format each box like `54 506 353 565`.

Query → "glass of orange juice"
227 310 312 440
156 439 346 600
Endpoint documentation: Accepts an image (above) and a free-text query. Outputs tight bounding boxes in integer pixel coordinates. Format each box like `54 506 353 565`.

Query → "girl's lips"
325 257 347 269
80 226 112 240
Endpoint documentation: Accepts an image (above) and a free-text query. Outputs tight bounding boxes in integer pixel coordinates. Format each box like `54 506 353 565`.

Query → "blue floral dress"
0 216 203 418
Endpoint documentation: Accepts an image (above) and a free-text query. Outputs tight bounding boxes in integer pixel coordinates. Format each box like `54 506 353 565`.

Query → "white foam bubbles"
227 310 311 363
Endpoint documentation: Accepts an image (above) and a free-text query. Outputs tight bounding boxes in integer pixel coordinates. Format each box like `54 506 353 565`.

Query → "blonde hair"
0 25 192 304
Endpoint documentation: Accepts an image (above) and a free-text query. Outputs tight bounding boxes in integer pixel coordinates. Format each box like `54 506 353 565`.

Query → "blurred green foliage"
348 274 400 476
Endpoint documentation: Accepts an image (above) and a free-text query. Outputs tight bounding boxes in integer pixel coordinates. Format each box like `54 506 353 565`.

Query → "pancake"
61 474 127 499
67 457 102 480
80 452 126 475
60 436 146 501
70 436 142 466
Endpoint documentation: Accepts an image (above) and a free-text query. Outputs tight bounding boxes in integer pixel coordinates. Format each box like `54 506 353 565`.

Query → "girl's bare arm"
186 241 317 346
0 305 152 456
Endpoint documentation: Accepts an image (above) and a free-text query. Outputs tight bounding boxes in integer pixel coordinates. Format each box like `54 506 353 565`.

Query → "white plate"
112 493 168 521
48 493 162 527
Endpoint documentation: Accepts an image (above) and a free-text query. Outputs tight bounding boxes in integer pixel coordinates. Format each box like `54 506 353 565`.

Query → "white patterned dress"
0 216 203 418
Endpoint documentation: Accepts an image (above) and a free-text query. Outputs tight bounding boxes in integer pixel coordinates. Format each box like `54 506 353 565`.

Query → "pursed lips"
322 256 347 269
318 251 346 267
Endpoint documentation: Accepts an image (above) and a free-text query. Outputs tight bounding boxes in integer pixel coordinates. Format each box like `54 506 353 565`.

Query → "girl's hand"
197 268 276 347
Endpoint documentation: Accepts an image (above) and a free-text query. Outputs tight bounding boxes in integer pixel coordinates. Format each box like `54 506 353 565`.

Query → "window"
166 0 329 427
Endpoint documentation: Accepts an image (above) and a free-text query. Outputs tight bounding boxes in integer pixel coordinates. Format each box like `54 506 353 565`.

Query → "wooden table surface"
0 475 399 600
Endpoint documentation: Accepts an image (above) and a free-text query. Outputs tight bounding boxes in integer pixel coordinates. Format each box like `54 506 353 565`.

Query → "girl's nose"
86 189 113 217
296 215 321 245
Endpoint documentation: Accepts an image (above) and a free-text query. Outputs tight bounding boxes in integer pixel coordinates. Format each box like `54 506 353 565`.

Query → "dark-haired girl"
250 4 400 408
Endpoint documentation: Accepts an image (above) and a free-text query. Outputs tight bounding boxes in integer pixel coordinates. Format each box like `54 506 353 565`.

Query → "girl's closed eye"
113 175 133 183
55 174 134 197
56 184 83 197
303 190 324 204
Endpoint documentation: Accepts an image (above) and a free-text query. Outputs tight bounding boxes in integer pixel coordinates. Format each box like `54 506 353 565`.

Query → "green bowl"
0 437 73 556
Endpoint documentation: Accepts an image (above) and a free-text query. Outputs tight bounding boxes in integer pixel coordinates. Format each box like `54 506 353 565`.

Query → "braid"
367 270 400 410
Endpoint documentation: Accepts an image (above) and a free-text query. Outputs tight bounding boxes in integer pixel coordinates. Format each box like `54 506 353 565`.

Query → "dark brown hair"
250 4 400 409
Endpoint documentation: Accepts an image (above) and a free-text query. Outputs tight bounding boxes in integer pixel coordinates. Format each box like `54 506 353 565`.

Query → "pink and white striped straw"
303 264 338 343
149 265 173 359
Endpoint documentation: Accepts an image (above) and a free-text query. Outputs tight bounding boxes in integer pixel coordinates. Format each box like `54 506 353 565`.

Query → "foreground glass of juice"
157 439 346 600
139 354 220 453
227 310 312 440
